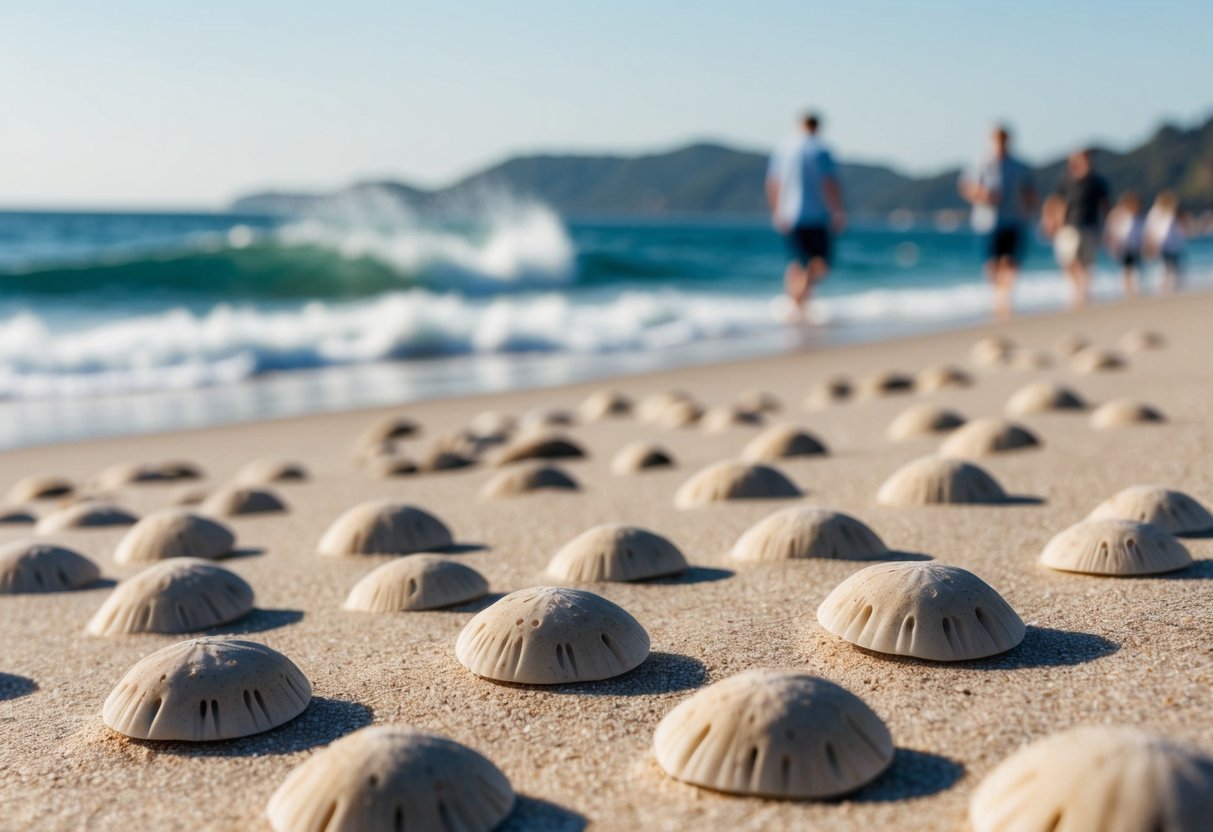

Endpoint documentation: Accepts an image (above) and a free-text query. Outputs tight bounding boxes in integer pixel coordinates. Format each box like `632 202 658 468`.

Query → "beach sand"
2 292 1211 831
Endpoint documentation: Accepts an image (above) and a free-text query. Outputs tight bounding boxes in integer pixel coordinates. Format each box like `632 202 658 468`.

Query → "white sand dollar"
804 376 852 410
455 586 649 684
318 501 453 557
1040 519 1191 576
970 335 1014 366
1070 346 1126 374
519 407 576 432
547 524 687 582
700 405 763 434
938 418 1040 458
674 461 800 509
741 425 828 462
885 404 966 442
479 464 579 499
416 449 475 473
7 475 73 503
876 456 1007 506
358 414 421 446
492 433 586 466
92 461 200 490
970 726 1213 832
610 441 675 475
1119 328 1166 353
1005 381 1087 416
468 410 517 442
730 507 888 562
343 556 488 612
653 669 894 799
365 455 419 479
233 458 308 486
102 637 311 741
1089 398 1165 429
817 562 1025 661
0 541 100 594
87 559 254 635
579 389 632 421
637 390 694 423
201 486 287 517
656 398 704 429
1007 348 1052 371
737 390 782 415
266 725 515 832
915 364 972 392
855 370 914 399
114 509 236 565
1087 485 1213 535
35 502 138 533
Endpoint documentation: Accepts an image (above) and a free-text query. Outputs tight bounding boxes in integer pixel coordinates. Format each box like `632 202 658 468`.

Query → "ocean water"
1 197 1209 448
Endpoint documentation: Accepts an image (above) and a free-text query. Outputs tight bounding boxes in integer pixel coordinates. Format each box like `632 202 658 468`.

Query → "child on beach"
1144 191 1186 294
1104 192 1145 297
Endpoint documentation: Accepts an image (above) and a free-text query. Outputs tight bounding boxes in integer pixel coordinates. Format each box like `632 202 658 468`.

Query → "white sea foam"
0 267 1207 400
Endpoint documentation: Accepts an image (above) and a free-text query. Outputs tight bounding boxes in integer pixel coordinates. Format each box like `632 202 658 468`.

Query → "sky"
2 0 1211 209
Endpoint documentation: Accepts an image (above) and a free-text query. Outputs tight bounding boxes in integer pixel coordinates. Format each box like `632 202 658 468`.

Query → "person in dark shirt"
1042 149 1109 307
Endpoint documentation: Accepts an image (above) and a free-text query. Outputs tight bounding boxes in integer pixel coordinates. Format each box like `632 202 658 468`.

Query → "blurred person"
1044 149 1109 308
766 112 846 320
1104 191 1145 297
958 124 1037 320
1145 191 1186 294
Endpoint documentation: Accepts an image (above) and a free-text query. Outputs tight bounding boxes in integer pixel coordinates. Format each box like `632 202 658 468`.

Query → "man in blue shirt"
959 124 1038 320
766 112 846 319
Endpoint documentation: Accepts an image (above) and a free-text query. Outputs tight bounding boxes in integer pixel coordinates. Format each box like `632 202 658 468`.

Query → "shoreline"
2 290 1212 830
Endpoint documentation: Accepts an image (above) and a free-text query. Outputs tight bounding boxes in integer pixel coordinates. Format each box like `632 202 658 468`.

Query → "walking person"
1145 191 1186 294
1043 149 1110 308
958 125 1037 320
1105 191 1146 297
766 112 846 321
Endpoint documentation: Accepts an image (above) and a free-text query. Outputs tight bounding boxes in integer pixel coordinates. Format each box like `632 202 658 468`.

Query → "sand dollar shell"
547 524 687 582
700 406 764 434
740 425 828 462
579 389 632 421
970 726 1213 832
233 458 308 486
114 509 236 565
102 637 311 741
35 502 138 533
915 364 972 392
479 464 579 499
0 541 100 594
1087 485 1213 535
318 501 453 557
656 399 705 429
876 456 1007 506
730 507 888 562
200 486 287 517
1089 399 1165 429
653 669 893 799
804 376 852 410
455 586 649 684
637 390 695 423
492 434 586 466
970 335 1015 366
1005 381 1087 416
674 461 800 509
1070 346 1126 374
610 441 675 475
344 556 488 612
1119 328 1166 353
266 725 515 832
6 475 73 503
87 559 254 635
1040 519 1191 576
885 404 966 442
938 418 1040 458
736 390 782 415
855 370 914 399
817 562 1025 661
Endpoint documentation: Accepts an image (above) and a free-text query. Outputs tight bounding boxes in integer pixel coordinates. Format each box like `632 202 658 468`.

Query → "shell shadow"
146 696 373 757
499 796 587 832
850 748 965 803
0 673 37 700
1000 495 1046 506
442 542 491 554
206 608 304 635
219 547 265 561
545 651 708 697
883 550 932 562
647 566 734 585
967 626 1119 670
446 592 507 613
1162 560 1213 579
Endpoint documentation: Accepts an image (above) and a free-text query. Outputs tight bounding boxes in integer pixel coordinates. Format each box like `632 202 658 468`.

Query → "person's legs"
784 260 810 306
992 258 1016 320
1161 254 1179 294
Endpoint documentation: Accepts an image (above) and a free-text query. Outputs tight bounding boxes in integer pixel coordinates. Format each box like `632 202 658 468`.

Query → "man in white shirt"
766 112 846 319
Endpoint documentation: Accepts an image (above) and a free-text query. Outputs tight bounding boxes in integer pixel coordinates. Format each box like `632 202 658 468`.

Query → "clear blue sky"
3 0 1211 208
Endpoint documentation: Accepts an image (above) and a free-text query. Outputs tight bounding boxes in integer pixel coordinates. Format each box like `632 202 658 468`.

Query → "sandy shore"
2 292 1211 831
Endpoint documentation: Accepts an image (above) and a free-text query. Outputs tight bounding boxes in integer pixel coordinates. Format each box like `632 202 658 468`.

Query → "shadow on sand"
147 697 373 757
852 748 965 803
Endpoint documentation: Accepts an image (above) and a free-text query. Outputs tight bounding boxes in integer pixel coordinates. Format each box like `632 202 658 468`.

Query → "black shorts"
1162 252 1181 270
987 226 1023 263
785 225 832 267
1120 251 1141 268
